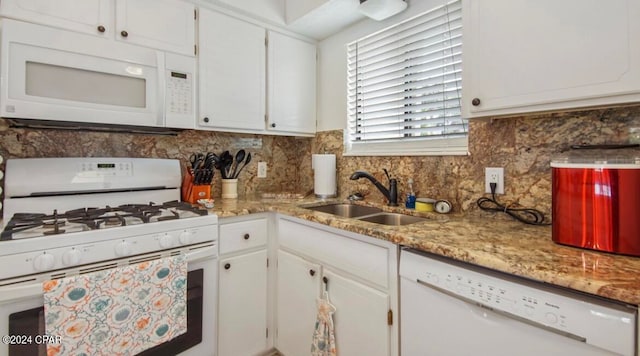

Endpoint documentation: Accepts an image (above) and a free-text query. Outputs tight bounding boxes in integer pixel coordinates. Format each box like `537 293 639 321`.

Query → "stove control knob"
62 248 81 266
115 240 132 257
33 253 55 271
179 230 192 245
159 233 175 248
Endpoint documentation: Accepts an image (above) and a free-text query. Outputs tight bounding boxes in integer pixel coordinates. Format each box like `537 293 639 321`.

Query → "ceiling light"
358 0 407 21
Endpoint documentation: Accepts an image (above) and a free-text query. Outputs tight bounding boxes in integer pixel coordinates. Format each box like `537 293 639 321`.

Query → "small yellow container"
415 198 435 212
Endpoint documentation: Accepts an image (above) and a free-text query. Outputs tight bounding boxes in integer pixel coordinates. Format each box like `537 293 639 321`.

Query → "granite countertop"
209 197 640 306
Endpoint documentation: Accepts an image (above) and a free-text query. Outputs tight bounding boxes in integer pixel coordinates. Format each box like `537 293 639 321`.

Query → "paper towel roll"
312 154 336 198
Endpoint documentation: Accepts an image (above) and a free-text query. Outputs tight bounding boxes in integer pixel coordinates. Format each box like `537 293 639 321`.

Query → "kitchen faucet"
349 169 398 206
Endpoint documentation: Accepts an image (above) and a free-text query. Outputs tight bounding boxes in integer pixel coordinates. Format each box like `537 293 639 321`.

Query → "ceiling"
285 0 367 40
200 0 368 40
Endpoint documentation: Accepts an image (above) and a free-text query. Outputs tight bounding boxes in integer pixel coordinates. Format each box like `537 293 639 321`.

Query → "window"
346 0 466 156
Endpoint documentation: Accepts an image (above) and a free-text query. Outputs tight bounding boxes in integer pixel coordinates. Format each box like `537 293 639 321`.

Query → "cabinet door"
115 0 195 56
267 31 316 135
324 269 390 356
218 250 268 356
0 0 112 37
462 0 640 118
198 9 266 132
276 250 321 356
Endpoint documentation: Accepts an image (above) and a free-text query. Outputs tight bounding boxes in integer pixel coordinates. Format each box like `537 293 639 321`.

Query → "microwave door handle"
156 51 166 127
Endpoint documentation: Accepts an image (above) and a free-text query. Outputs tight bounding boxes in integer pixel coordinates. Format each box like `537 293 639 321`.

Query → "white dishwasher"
400 248 637 356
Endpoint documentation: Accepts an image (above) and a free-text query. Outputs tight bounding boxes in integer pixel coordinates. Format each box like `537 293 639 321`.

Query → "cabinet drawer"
219 218 268 254
278 218 389 289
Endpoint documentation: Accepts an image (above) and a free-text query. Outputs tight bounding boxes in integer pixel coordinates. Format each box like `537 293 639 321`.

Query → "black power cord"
476 182 551 226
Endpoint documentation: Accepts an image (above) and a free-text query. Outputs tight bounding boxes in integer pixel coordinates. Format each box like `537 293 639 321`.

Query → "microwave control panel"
167 70 192 115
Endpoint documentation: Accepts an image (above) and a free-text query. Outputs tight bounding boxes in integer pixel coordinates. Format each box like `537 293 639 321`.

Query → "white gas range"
0 157 218 356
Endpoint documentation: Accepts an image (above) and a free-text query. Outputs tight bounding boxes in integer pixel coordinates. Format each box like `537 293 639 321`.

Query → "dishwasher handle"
416 279 588 344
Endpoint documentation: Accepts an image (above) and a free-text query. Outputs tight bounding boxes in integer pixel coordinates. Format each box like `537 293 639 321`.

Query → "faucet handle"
383 168 391 182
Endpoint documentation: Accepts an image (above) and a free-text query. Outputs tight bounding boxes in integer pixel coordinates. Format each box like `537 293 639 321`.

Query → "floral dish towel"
43 254 187 356
311 290 337 356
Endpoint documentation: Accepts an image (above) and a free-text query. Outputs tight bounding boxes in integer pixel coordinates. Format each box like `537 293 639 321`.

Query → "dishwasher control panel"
400 249 637 356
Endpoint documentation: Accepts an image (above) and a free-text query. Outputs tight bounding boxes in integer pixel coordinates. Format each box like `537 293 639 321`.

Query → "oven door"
0 243 217 356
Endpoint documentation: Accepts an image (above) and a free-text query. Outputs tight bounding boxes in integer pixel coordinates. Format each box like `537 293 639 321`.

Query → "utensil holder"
221 179 238 199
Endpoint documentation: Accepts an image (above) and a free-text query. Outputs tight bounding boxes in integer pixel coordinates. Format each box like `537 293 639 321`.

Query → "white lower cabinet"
218 250 268 356
276 250 322 356
217 214 398 356
275 216 398 356
218 216 270 356
322 269 390 356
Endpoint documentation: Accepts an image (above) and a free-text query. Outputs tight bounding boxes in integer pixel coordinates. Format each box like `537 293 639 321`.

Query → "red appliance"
551 156 640 256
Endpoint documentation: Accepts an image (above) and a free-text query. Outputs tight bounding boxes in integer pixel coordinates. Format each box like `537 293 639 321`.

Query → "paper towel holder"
312 154 337 198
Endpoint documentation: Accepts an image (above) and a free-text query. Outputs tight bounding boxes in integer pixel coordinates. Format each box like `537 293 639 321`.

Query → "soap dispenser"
405 178 416 209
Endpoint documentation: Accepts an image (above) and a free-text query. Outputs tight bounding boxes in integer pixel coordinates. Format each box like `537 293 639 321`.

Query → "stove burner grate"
1 201 209 240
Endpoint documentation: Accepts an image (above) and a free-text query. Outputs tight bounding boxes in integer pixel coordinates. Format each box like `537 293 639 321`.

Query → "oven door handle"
0 244 217 303
0 281 44 302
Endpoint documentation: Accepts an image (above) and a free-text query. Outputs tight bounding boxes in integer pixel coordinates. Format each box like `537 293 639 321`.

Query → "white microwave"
0 19 195 129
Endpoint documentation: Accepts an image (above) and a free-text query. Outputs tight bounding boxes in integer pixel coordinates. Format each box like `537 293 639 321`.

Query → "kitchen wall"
0 118 313 200
311 105 640 213
1 106 639 216
312 0 640 214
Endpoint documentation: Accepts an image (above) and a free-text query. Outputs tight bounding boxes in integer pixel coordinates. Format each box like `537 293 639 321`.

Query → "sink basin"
305 204 383 218
357 212 426 226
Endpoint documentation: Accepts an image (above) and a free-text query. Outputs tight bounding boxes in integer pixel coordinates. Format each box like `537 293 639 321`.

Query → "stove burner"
43 222 66 235
102 215 125 227
1 201 209 240
42 220 66 228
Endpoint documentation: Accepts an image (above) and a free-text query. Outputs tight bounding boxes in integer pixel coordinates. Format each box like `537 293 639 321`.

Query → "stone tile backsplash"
0 119 312 199
1 104 639 215
310 105 640 214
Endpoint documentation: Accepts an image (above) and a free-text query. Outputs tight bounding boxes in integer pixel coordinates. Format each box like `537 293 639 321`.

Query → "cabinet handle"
97 25 106 33
120 30 129 38
309 269 315 276
243 233 250 240
224 263 231 270
471 98 481 106
203 117 210 123
270 123 276 128
323 276 328 284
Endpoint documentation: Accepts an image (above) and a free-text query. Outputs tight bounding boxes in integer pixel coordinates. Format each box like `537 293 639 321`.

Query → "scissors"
189 153 204 169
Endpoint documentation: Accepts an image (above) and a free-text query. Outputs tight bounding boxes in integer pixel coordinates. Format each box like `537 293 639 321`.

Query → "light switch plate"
257 162 267 178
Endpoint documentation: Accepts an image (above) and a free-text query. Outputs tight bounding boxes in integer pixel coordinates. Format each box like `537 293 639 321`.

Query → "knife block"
181 168 211 203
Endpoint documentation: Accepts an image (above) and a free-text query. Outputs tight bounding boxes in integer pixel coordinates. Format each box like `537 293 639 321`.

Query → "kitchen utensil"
231 149 246 179
234 152 252 178
219 151 233 179
204 152 218 170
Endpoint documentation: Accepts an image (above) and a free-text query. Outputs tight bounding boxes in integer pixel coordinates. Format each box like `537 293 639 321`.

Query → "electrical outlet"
485 167 504 194
257 161 267 178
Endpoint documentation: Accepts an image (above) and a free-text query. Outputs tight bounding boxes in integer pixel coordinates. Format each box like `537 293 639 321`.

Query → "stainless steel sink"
356 212 426 226
305 203 383 218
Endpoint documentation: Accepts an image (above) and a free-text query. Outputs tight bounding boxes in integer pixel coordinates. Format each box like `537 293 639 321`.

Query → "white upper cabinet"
462 0 640 118
0 0 113 37
267 30 317 135
115 0 195 56
198 8 266 132
197 13 316 136
0 0 195 56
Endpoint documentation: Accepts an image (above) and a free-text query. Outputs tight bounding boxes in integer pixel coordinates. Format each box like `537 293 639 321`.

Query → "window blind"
346 0 466 155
